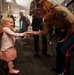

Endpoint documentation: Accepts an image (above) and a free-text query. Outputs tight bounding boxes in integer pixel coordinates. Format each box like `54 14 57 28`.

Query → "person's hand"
58 38 65 43
23 32 30 39
27 32 33 35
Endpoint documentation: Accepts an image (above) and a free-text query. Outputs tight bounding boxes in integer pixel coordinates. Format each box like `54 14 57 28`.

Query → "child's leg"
8 61 19 73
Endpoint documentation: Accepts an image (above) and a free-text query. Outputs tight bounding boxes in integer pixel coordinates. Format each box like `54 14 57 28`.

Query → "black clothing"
20 16 28 32
32 17 47 54
30 0 47 55
56 30 74 74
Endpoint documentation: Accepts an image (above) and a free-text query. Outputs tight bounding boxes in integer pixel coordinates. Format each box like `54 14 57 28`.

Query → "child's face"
5 19 14 28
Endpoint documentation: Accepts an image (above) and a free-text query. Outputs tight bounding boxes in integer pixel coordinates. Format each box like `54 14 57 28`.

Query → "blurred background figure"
29 0 48 58
7 9 15 27
19 11 29 33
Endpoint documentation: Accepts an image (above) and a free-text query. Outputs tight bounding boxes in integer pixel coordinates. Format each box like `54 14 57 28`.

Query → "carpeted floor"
1 35 74 75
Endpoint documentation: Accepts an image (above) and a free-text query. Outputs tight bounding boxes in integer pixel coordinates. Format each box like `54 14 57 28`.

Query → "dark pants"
32 17 47 54
49 29 53 41
56 31 74 74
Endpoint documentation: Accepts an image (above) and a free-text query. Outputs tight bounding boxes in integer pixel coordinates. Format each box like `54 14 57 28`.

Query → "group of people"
28 0 74 75
29 0 49 58
0 0 74 75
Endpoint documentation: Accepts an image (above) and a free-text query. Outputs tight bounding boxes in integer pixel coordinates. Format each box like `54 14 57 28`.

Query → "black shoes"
33 53 50 59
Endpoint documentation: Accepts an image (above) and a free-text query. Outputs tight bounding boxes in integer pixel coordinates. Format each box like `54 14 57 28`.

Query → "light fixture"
5 0 12 2
48 0 64 4
16 0 32 6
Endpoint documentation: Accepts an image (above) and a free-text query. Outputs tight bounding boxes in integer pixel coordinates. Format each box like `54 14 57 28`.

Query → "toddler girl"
0 17 28 74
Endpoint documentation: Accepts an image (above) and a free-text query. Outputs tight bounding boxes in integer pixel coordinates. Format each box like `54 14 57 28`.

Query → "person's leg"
49 29 53 45
42 35 48 54
33 35 40 54
57 33 74 74
56 43 65 74
39 22 48 55
32 18 41 58
63 45 74 74
64 56 71 74
8 61 19 73
56 30 68 74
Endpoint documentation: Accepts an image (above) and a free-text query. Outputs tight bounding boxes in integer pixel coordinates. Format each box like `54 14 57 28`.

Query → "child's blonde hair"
1 17 13 27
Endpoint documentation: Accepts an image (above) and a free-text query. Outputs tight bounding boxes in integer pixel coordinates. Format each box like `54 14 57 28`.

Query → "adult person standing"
19 11 29 32
27 0 74 75
29 0 48 58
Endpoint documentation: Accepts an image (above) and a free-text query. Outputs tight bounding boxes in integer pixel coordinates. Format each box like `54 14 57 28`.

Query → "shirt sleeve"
3 27 24 37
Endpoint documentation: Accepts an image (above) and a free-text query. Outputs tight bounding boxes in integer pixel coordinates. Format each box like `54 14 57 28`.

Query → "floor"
0 35 74 75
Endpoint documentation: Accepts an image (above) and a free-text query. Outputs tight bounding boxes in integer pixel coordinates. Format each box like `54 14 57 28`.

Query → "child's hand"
24 32 31 37
27 32 33 35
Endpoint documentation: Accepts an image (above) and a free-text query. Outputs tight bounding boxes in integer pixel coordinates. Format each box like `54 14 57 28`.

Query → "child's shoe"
9 69 19 74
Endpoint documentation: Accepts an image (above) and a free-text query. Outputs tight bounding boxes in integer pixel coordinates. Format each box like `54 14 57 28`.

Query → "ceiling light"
16 0 32 6
5 0 12 2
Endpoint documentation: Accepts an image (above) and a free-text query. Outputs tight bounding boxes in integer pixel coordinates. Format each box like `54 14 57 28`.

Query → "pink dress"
0 27 24 62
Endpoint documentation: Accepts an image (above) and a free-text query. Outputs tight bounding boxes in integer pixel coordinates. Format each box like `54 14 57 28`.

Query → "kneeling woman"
27 0 74 75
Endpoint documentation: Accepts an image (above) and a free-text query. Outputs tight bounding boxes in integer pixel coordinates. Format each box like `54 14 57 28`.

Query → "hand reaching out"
26 32 33 35
27 31 38 35
23 31 40 38
23 32 31 39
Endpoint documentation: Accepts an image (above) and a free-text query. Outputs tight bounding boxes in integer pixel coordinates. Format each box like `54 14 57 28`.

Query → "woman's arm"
65 22 74 40
27 26 49 35
59 22 74 42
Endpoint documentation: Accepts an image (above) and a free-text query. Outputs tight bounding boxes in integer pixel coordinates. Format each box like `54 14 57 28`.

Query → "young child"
0 17 28 74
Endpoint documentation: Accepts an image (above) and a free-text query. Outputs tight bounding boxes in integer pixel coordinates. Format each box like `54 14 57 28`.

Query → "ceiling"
15 0 65 11
3 0 70 16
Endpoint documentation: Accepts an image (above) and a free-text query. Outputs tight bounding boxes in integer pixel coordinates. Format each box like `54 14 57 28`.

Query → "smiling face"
1 17 14 28
5 18 14 28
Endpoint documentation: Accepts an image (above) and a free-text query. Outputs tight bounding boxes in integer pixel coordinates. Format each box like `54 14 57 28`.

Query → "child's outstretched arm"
4 27 28 37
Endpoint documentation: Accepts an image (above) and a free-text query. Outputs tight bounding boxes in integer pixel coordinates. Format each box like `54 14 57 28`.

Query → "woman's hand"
58 38 65 43
23 32 30 38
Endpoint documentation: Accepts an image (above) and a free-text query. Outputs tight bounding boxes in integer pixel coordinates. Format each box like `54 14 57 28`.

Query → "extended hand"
23 32 31 38
26 32 33 35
